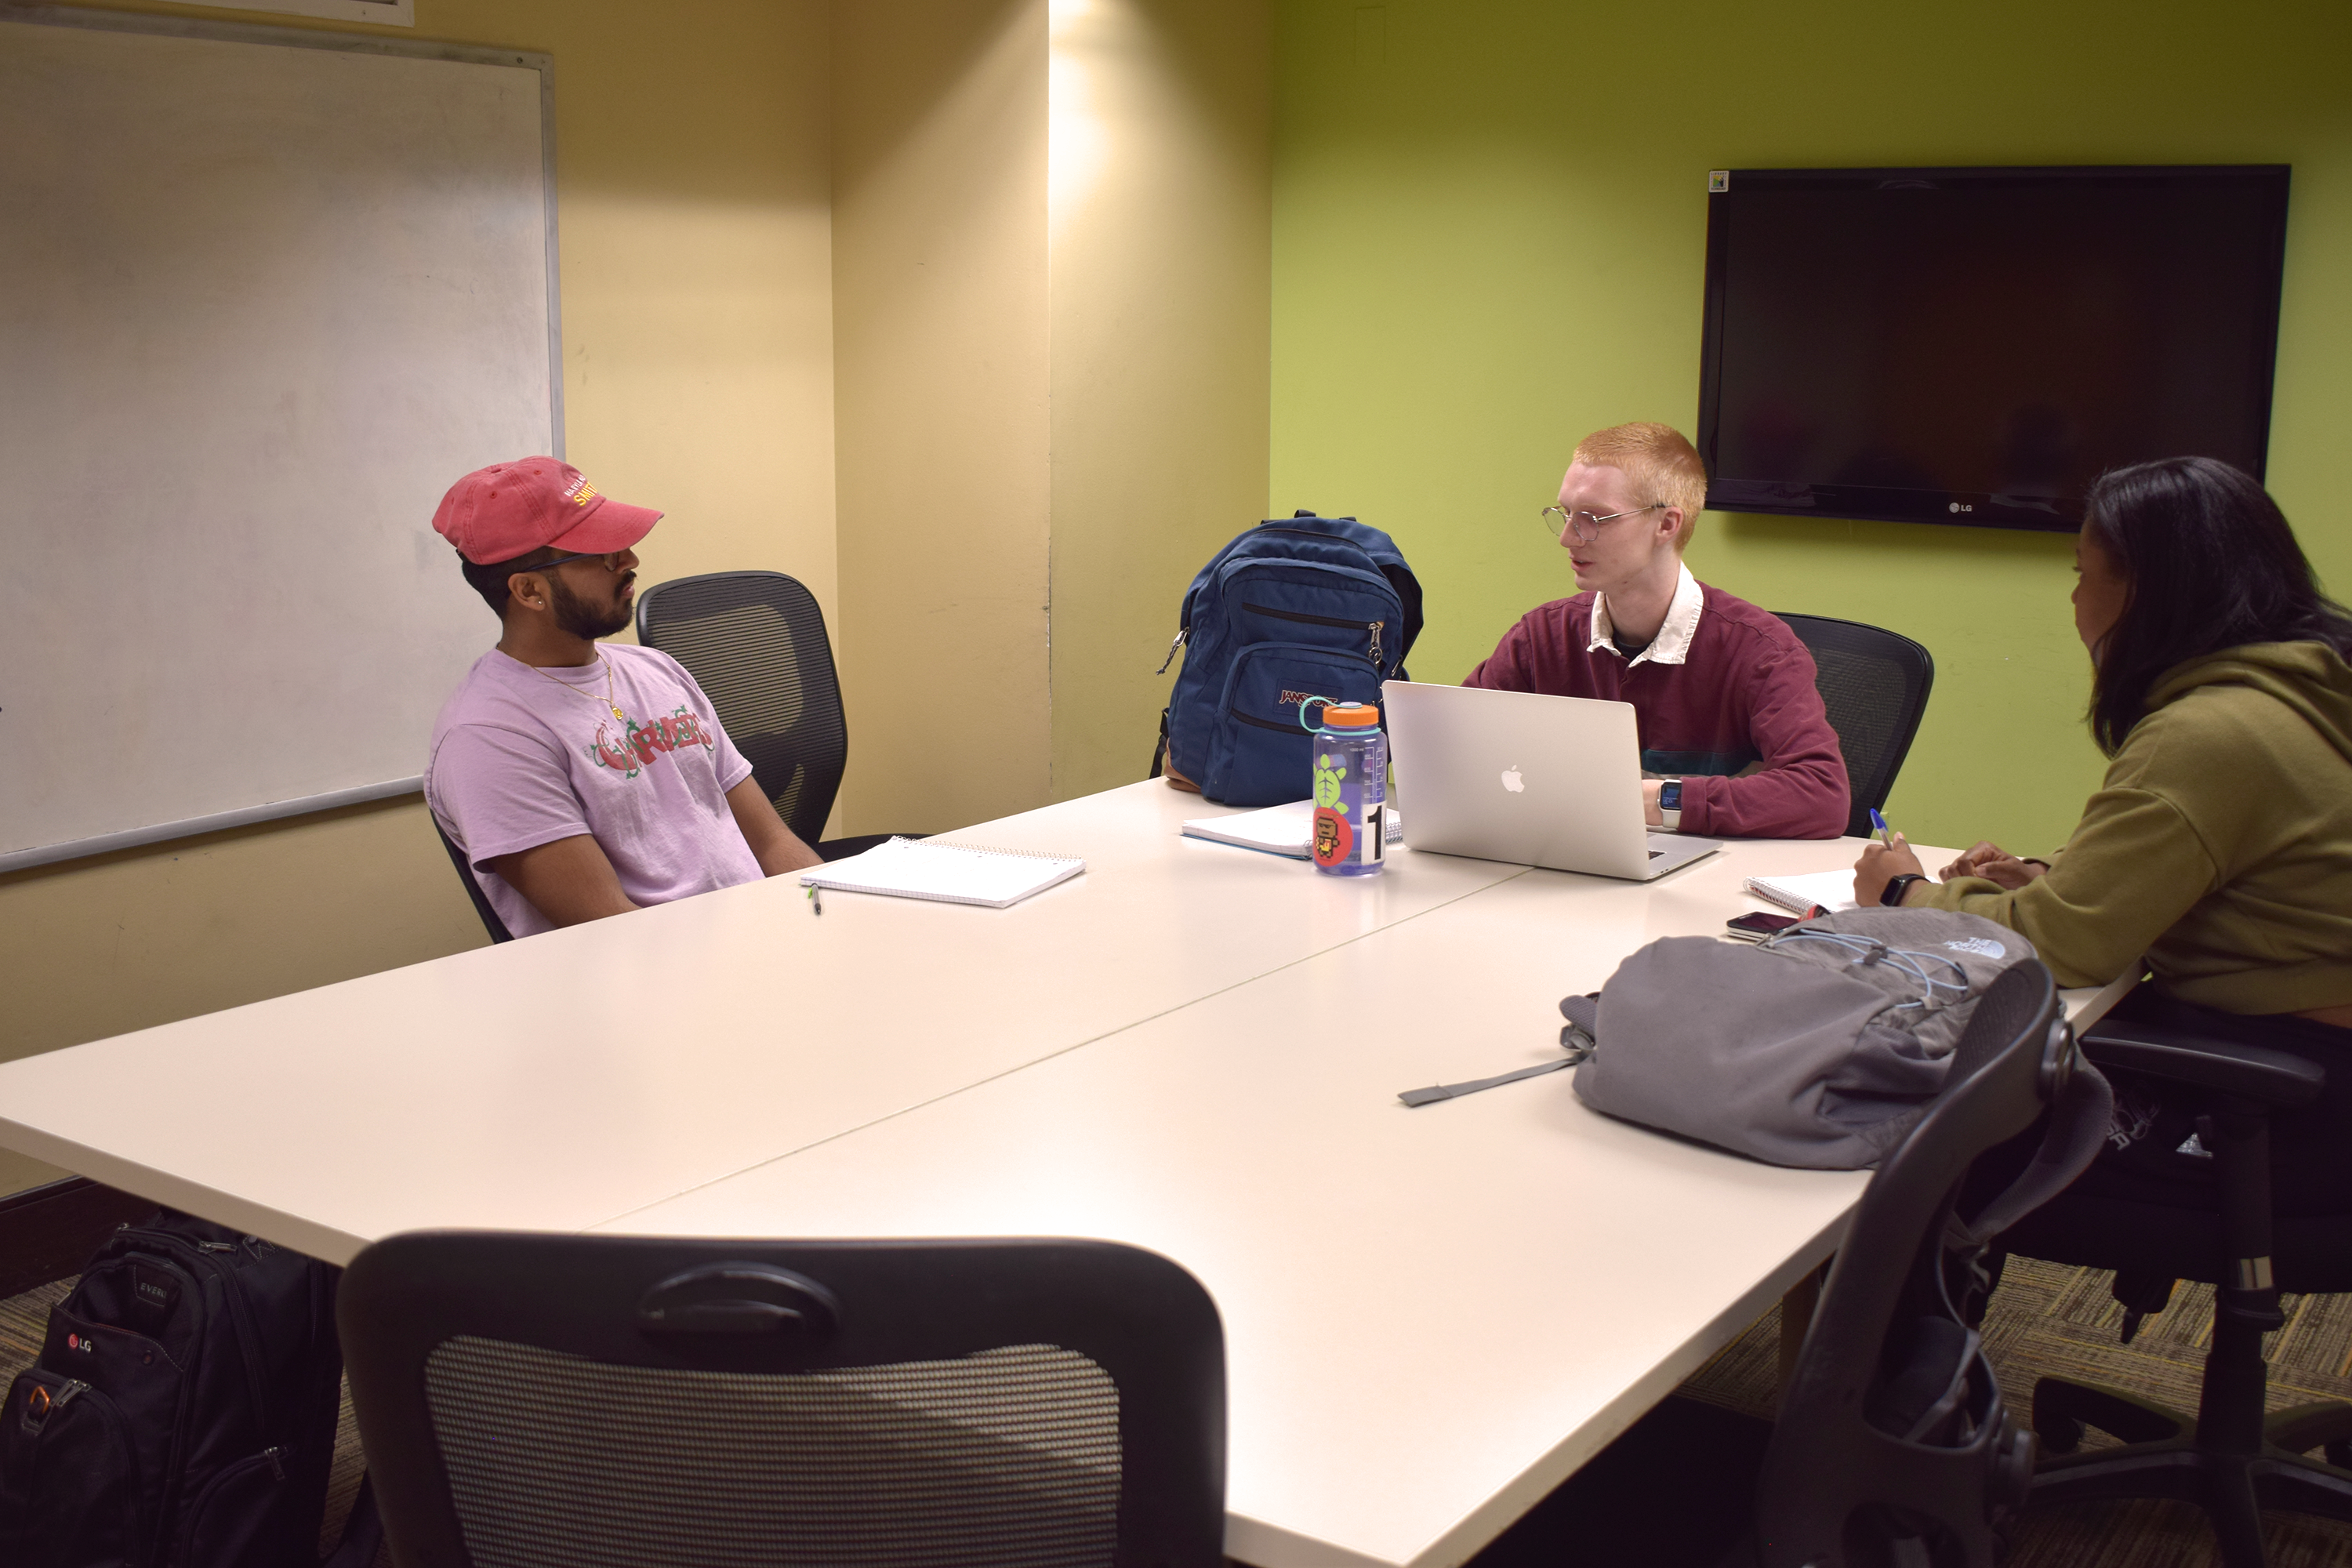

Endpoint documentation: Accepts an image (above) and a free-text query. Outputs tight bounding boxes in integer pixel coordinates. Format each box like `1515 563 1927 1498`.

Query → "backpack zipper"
142 1233 277 1437
28 1376 91 1427
1156 627 1188 674
1240 603 1388 668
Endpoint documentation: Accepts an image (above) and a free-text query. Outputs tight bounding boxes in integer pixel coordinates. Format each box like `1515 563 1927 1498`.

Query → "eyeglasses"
1539 503 1666 543
526 550 626 574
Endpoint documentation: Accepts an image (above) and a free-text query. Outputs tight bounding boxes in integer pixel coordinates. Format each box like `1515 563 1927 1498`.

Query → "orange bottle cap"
1319 702 1380 728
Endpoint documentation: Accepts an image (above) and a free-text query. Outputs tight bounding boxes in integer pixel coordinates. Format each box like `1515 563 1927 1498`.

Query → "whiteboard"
0 9 558 870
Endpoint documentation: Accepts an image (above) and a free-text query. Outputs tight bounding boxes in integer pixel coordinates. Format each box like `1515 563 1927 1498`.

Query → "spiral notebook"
798 837 1086 909
1742 869 1860 916
1182 800 1403 858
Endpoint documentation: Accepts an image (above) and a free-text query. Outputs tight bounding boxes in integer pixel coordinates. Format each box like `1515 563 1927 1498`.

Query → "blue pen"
1869 807 1896 849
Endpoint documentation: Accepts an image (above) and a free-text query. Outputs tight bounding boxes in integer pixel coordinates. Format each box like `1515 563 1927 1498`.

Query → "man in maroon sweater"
1466 422 1849 839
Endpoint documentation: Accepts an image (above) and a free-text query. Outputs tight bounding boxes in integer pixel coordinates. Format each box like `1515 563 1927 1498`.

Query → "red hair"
1572 422 1708 547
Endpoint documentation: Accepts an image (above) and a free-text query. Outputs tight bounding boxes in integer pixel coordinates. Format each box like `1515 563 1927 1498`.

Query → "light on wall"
1048 0 1109 246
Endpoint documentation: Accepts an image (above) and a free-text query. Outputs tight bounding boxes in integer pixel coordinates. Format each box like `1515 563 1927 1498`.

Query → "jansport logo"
1500 765 1525 793
1278 689 1317 709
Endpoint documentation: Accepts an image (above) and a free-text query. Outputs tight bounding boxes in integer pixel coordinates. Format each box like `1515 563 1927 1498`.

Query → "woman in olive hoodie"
1859 455 2352 1261
1856 457 2352 1014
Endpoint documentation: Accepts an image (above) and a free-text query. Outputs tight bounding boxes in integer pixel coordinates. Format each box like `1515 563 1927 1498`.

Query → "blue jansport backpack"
1152 512 1422 806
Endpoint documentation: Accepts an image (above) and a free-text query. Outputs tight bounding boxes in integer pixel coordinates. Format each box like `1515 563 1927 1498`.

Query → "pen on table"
807 883 822 916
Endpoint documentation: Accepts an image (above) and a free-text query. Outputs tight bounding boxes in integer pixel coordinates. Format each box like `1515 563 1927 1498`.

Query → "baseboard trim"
0 1177 156 1298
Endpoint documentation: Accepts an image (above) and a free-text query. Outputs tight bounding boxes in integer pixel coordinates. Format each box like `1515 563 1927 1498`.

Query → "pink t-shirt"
425 645 763 937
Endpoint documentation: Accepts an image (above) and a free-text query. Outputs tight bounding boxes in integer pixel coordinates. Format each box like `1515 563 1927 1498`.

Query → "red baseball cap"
432 456 662 564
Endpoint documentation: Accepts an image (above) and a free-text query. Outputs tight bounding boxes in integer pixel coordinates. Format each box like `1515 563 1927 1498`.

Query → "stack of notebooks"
1181 800 1403 859
799 837 1085 909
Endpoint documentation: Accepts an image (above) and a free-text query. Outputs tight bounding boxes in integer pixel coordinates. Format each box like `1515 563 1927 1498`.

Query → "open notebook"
800 837 1085 909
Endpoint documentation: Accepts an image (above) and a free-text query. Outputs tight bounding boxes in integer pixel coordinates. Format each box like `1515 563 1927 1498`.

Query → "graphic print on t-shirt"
586 706 718 779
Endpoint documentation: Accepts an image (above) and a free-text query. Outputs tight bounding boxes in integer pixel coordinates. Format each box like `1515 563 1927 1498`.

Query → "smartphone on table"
1724 911 1802 942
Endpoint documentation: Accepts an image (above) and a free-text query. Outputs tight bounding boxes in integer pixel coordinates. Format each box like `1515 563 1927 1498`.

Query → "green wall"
1269 0 2352 855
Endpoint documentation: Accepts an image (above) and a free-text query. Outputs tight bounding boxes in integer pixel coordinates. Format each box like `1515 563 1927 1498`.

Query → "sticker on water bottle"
1312 750 1353 867
1313 808 1352 866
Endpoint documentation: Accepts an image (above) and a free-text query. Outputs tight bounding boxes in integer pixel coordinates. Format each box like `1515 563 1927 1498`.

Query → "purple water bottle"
1303 699 1386 877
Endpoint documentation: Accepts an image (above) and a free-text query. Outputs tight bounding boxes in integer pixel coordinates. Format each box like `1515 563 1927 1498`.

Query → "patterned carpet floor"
8 1256 2352 1565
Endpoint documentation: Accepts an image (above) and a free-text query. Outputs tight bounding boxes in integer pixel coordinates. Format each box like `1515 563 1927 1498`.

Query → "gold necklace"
529 655 627 724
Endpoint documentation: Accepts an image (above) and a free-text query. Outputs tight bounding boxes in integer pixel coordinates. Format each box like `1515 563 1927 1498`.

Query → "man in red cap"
424 456 818 937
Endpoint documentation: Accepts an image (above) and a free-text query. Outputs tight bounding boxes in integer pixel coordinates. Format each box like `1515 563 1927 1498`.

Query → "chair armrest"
2079 1021 2325 1109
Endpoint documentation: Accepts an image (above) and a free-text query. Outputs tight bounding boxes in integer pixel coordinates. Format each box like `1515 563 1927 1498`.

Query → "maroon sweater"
1464 583 1849 839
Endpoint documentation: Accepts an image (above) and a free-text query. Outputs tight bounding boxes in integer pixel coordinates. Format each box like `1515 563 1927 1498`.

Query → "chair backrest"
339 1232 1227 1568
1756 962 2063 1567
636 571 848 847
1775 614 1935 837
433 819 514 945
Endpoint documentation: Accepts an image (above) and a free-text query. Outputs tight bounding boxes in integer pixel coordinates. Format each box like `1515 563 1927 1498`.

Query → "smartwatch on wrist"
1657 777 1682 833
1881 873 1927 907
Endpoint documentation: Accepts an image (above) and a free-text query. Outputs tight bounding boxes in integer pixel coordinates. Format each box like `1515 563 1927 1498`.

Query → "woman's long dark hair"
2084 456 2352 755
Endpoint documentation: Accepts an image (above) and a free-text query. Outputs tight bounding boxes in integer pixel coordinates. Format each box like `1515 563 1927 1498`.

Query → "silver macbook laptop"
1381 680 1722 880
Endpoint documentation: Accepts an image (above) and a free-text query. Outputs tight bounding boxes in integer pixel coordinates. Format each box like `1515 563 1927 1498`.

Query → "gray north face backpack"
1400 908 2089 1172
1566 908 2050 1169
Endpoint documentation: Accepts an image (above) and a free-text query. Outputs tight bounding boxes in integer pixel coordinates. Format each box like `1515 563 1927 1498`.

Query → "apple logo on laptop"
1500 765 1525 793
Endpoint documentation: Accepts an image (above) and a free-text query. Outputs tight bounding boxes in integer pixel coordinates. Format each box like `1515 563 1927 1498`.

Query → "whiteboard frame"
1 6 562 874
173 0 416 28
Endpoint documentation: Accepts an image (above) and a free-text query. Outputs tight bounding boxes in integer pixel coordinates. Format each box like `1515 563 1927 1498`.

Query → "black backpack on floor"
0 1210 345 1567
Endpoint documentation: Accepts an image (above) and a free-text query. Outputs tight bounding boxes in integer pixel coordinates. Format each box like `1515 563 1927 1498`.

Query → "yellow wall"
1269 0 2352 856
830 0 1054 836
0 0 839 1192
828 0 1273 830
1047 0 1274 800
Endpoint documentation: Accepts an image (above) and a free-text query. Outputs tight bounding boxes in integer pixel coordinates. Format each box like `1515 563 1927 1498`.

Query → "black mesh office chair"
1775 615 1935 839
1473 963 2080 1567
636 570 909 861
1748 961 2074 1566
2011 1004 2352 1566
339 1232 1227 1568
435 819 514 945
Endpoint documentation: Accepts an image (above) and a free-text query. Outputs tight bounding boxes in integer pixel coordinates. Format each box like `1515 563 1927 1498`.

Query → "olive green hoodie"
1916 640 2352 1013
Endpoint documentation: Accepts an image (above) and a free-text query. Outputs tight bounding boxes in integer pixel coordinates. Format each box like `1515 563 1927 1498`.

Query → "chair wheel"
2034 1414 2085 1455
2328 1439 2352 1472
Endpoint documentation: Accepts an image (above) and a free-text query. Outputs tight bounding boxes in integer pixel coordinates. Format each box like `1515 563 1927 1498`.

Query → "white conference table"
0 783 1522 1263
0 780 2132 1568
601 829 2134 1568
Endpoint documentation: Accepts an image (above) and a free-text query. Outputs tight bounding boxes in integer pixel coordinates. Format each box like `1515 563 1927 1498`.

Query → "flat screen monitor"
1696 165 2290 532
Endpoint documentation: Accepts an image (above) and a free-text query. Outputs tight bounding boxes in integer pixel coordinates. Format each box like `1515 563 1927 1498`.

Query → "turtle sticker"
1313 753 1347 808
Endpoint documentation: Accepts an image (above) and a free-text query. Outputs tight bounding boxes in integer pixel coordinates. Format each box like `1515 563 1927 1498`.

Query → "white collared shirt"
1589 561 1705 668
